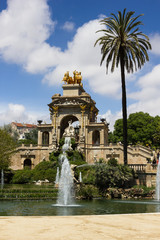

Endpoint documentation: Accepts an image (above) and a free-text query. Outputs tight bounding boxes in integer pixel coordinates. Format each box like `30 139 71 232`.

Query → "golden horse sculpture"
62 70 82 85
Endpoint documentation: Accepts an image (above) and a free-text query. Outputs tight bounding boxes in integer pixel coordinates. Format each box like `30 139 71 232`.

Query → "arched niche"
92 130 100 146
42 131 49 145
60 115 79 139
24 159 32 169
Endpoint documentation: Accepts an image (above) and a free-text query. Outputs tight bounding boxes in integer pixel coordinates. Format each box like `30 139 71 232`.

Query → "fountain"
156 157 160 200
79 172 82 183
55 167 59 185
56 136 75 206
1 169 4 190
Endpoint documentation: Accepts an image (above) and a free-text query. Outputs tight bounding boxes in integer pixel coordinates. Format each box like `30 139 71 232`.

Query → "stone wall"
10 144 50 170
86 143 152 165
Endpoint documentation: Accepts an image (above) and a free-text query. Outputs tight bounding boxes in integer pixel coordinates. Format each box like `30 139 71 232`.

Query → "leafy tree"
3 124 19 141
19 128 38 145
110 119 123 143
111 112 160 147
127 112 155 146
95 9 151 164
0 129 17 171
153 116 160 147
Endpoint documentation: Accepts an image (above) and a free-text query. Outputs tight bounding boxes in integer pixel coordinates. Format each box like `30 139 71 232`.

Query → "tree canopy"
18 128 38 145
109 112 160 148
3 124 19 141
0 129 17 170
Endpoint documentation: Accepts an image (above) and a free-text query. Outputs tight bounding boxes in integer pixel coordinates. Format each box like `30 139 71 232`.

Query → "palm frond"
95 9 151 74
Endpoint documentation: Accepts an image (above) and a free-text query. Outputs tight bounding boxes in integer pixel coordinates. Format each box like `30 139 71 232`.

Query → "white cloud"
128 64 160 117
0 1 123 97
129 64 160 101
25 43 62 74
128 98 160 117
150 33 160 55
62 21 75 31
99 110 122 131
0 0 56 64
0 103 50 126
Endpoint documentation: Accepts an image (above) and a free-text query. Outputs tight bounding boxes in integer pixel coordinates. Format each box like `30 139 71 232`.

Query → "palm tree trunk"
120 48 128 165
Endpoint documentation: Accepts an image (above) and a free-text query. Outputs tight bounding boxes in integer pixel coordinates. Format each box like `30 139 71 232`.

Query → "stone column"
38 130 42 146
80 104 86 136
100 129 104 145
49 131 52 146
90 106 93 122
52 106 59 134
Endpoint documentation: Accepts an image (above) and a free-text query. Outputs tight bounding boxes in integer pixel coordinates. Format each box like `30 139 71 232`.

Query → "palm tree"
95 9 151 165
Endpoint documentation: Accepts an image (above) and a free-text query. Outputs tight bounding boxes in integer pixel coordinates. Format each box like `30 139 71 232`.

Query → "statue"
80 104 87 111
77 145 83 153
52 133 57 150
62 71 74 84
73 70 82 84
62 71 82 85
52 105 58 112
25 150 31 157
63 120 75 137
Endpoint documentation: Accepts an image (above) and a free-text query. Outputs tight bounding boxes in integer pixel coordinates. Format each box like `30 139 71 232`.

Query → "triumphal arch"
37 70 109 162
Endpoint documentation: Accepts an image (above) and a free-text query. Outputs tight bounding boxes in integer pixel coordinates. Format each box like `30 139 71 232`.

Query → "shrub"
33 161 56 171
12 161 58 184
68 150 86 166
76 185 99 199
12 170 33 184
44 168 57 182
132 185 155 195
70 138 77 150
49 151 60 163
95 162 134 193
107 158 118 166
59 137 65 147
74 165 96 184
32 161 57 182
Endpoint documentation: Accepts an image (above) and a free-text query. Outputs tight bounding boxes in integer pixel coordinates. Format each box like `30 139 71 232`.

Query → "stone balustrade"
128 164 147 172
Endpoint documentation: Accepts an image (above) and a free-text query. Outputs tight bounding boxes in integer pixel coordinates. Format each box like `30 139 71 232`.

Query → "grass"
0 187 58 200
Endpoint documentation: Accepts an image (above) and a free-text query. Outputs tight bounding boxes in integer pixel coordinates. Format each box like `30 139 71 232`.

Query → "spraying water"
57 137 75 206
1 169 4 190
79 172 82 183
156 157 160 200
55 167 59 185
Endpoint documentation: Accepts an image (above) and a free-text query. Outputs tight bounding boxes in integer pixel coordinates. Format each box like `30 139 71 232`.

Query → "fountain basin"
1 198 160 216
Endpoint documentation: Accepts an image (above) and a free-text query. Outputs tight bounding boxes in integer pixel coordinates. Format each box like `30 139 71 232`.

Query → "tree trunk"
120 48 128 165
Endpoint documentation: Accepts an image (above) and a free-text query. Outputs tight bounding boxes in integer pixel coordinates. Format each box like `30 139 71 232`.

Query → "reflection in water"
156 204 160 212
0 199 160 216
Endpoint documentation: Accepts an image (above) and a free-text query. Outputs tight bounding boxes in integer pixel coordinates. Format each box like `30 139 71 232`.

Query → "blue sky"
0 0 160 130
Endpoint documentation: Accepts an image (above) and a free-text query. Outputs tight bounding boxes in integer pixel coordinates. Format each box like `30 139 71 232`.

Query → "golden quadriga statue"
62 70 82 85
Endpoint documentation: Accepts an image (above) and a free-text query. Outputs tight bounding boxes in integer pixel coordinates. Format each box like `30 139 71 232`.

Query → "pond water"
0 199 160 216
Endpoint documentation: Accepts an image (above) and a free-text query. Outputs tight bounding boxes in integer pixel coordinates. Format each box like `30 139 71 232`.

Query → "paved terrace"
0 213 160 240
